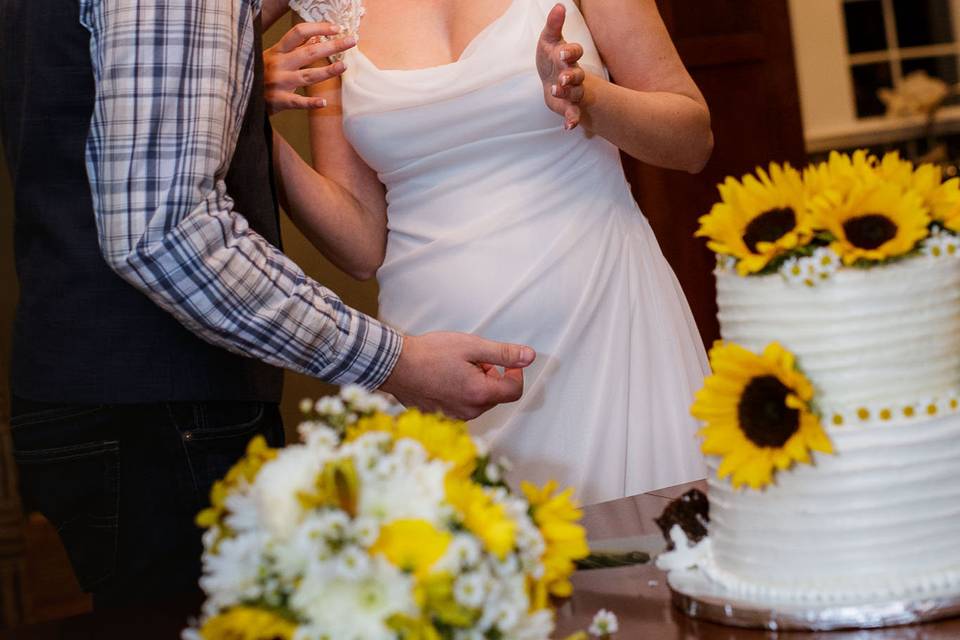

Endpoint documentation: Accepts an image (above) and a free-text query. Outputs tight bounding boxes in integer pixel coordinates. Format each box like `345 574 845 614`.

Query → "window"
843 0 959 118
789 0 960 152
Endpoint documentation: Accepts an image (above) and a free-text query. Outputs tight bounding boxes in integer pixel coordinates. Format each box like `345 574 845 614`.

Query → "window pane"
901 55 959 85
894 0 954 48
851 62 894 117
844 0 888 53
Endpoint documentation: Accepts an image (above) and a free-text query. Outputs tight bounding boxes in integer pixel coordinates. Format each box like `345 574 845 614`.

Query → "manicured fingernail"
551 84 558 97
560 50 569 61
560 75 569 86
319 98 328 108
519 347 536 365
344 36 357 47
564 121 575 131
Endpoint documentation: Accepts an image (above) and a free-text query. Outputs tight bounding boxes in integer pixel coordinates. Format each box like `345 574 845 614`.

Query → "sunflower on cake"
657 150 960 630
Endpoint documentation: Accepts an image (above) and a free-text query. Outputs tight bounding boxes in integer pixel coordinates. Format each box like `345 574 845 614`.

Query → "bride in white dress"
266 0 713 504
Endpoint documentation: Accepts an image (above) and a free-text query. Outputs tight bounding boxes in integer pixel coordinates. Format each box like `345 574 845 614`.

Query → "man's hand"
379 333 537 421
536 3 587 130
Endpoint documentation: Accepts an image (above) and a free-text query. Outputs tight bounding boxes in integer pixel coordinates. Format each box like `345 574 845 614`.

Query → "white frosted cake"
706 256 960 603
659 151 960 619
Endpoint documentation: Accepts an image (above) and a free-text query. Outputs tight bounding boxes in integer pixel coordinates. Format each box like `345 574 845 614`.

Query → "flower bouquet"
185 387 614 640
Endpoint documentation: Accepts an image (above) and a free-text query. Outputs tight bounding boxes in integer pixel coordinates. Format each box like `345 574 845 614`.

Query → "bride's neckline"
354 0 521 73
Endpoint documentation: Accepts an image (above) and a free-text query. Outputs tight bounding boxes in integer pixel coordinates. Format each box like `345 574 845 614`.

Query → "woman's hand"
264 22 357 115
536 3 587 130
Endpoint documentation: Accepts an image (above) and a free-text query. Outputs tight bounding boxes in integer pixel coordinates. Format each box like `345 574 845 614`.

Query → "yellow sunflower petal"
693 341 833 491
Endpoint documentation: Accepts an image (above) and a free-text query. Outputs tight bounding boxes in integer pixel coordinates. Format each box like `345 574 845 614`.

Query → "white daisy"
253 447 323 540
454 572 488 609
315 396 346 416
335 546 372 580
291 556 415 640
589 609 620 636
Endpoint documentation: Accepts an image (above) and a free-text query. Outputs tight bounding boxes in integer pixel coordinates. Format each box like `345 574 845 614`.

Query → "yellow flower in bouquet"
692 341 833 490
196 435 278 533
348 409 478 479
523 481 590 606
199 607 296 640
371 519 452 577
696 162 813 274
445 477 517 559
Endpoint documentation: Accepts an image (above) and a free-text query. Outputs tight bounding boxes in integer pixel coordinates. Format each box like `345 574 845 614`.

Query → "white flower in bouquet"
253 446 323 540
198 531 266 614
313 395 345 416
186 387 599 640
297 420 340 451
291 556 416 640
511 610 557 640
436 533 484 573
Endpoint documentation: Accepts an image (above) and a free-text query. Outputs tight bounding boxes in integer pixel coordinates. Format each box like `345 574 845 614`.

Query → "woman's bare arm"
541 0 713 173
261 18 390 280
272 130 386 280
299 74 390 278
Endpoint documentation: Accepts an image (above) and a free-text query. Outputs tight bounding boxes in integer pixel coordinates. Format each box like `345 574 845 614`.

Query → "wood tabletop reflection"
553 481 960 639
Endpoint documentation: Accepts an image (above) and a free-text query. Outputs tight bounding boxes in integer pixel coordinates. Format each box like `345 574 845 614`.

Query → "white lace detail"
288 0 365 61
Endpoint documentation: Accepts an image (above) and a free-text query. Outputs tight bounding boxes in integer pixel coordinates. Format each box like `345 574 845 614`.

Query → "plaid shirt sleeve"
77 0 402 388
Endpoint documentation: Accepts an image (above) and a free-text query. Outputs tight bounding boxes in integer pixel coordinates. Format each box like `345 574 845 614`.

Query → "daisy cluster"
779 247 841 287
922 227 960 259
185 387 607 640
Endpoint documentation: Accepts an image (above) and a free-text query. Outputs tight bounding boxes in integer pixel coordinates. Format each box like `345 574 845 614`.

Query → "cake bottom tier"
704 410 960 604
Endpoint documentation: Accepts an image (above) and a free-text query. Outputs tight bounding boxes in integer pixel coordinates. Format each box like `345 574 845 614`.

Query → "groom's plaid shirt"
79 0 401 388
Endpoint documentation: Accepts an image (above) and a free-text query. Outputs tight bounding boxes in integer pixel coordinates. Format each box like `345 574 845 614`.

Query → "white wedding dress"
340 0 708 504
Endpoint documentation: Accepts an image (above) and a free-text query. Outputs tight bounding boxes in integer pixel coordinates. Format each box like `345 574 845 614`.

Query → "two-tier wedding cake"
658 151 960 629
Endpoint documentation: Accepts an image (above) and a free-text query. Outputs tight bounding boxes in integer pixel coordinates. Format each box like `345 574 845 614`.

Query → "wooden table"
554 481 960 639
6 481 960 639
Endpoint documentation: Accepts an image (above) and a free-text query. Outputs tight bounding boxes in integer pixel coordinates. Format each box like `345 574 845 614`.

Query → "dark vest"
0 1 284 403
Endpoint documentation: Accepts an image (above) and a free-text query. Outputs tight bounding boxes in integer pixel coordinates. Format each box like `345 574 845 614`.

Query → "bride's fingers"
553 83 584 104
273 94 329 113
558 42 584 65
275 21 342 54
287 36 357 69
266 61 346 105
540 3 567 46
293 60 347 87
559 67 585 89
563 85 584 105
564 104 581 130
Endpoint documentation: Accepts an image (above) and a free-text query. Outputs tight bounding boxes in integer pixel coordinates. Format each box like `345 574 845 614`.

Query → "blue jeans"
10 397 284 608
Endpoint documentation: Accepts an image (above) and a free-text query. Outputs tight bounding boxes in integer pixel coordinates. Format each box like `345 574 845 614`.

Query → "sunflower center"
741 207 797 254
737 375 800 448
842 214 898 250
